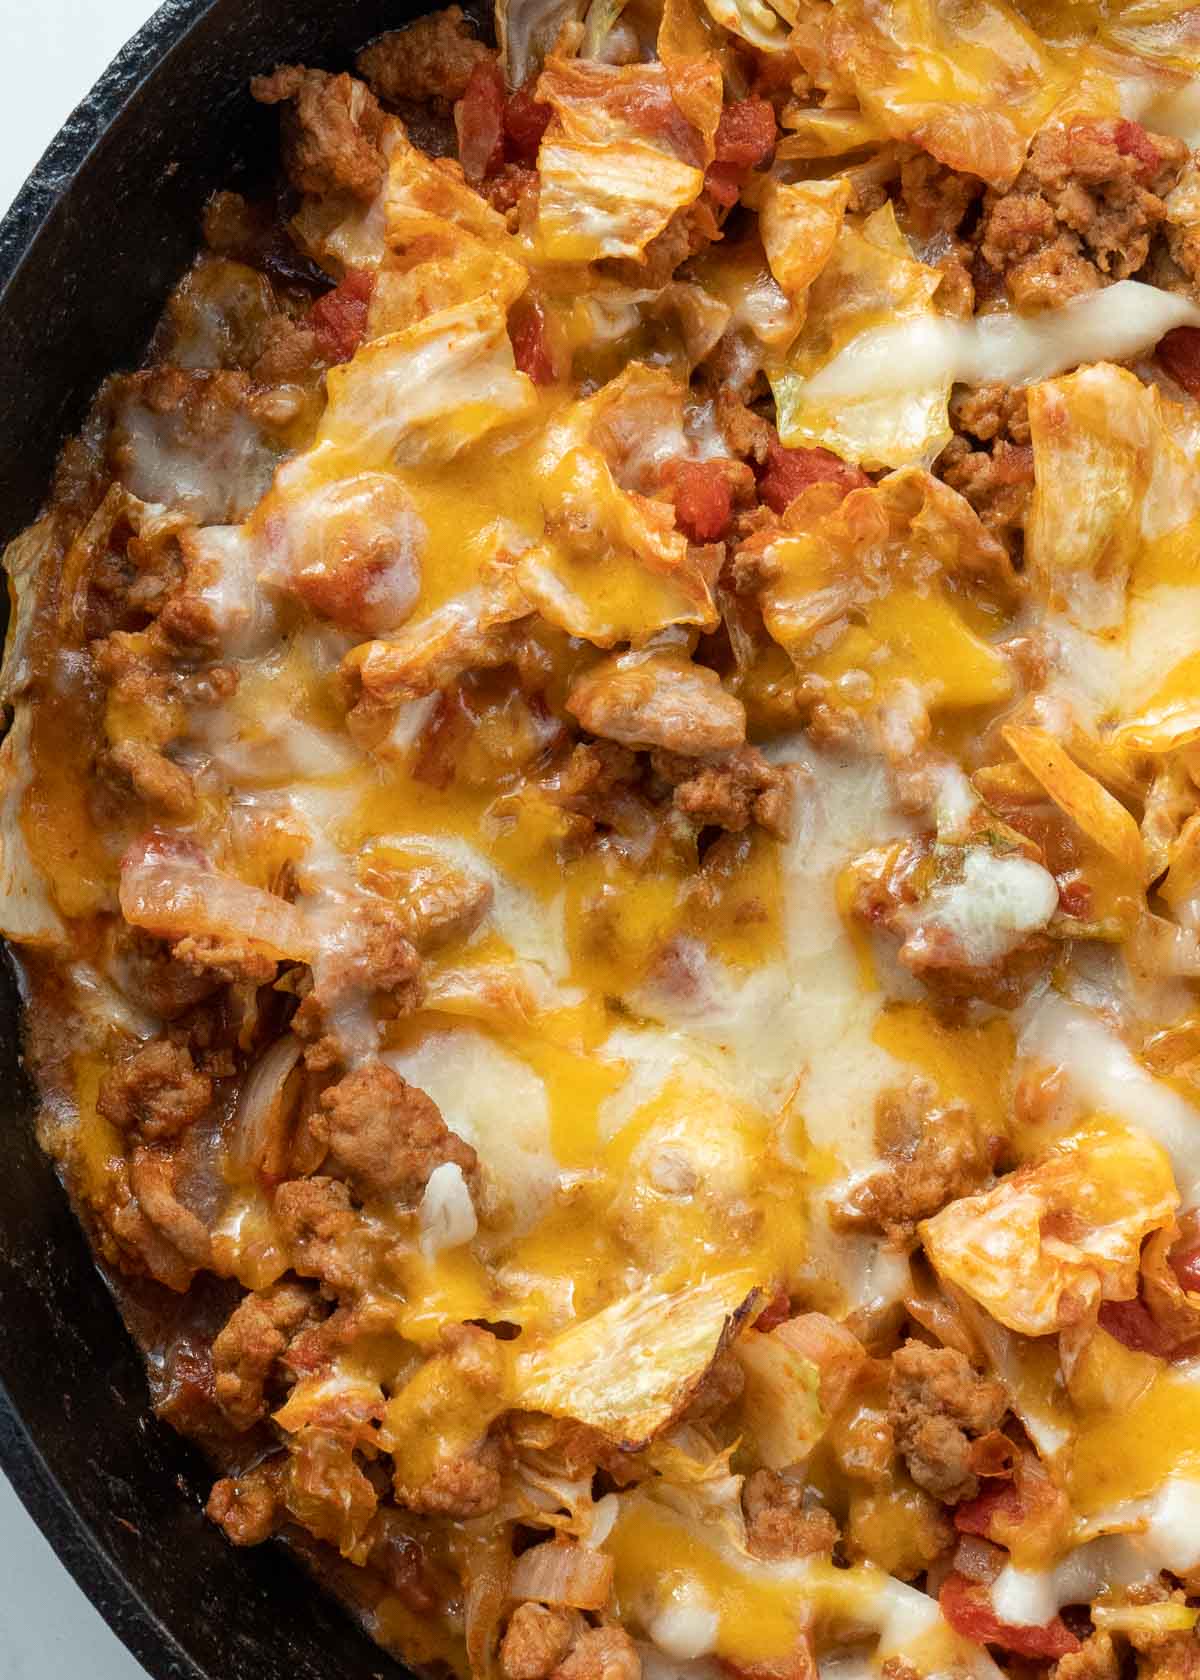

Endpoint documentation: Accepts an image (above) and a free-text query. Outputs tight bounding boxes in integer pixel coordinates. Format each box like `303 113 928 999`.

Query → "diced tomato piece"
309 268 375 364
704 99 777 211
1097 1297 1174 1357
456 61 507 183
1158 326 1200 398
754 1287 792 1334
1057 877 1092 919
705 161 744 209
1113 118 1164 179
955 1482 1023 1540
714 97 778 167
673 459 734 542
510 298 558 386
939 1574 1080 1659
1170 1237 1200 1296
503 80 553 165
757 435 871 514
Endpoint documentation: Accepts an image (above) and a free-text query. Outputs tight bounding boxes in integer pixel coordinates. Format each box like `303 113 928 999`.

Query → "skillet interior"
0 2 434 1674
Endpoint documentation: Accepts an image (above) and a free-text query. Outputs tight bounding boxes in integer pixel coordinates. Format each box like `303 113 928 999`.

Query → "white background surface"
2 8 171 1678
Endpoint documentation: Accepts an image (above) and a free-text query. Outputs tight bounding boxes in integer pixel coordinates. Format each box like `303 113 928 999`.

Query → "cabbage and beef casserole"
10 0 1200 1673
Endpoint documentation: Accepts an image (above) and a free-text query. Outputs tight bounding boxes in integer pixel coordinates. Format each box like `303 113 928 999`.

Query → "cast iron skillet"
0 2 435 1673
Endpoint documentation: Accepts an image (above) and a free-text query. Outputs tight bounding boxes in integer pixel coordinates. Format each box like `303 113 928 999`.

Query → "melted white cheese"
915 848 1059 967
384 1026 558 1223
1019 991 1200 1199
419 1162 479 1258
802 283 1200 405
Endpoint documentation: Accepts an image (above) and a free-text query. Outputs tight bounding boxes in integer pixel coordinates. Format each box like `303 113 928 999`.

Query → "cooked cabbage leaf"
769 204 951 469
1027 361 1200 632
517 1272 758 1447
922 1123 1179 1336
318 297 538 468
534 58 714 261
790 0 1075 187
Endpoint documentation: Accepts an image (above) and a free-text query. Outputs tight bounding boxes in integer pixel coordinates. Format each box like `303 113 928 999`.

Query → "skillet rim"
0 5 317 1677
0 0 217 304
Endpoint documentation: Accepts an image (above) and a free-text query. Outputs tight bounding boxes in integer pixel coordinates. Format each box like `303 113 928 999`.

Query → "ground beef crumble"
976 119 1188 309
936 384 1034 562
311 1062 477 1204
888 1341 1006 1504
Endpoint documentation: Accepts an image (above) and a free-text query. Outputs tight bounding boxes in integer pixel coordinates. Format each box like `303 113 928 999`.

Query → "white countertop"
2 6 164 1675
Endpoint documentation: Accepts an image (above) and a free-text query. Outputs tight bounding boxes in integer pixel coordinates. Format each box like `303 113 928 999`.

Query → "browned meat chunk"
273 1175 359 1290
251 65 387 202
743 1469 839 1560
898 154 983 242
555 1627 641 1680
211 1280 320 1430
168 931 279 988
501 1605 577 1680
100 740 195 816
311 901 423 1007
101 1145 214 1292
975 118 1187 309
888 1340 1006 1504
311 1062 476 1204
356 7 495 112
716 389 773 464
1054 1634 1120 1680
98 1041 212 1141
833 1078 999 1242
399 1443 503 1517
104 739 194 816
937 385 1033 561
251 314 322 385
207 1467 281 1546
654 744 793 839
567 652 746 756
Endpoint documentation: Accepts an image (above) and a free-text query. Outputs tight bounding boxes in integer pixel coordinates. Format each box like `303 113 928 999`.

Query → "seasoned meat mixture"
8 0 1200 1674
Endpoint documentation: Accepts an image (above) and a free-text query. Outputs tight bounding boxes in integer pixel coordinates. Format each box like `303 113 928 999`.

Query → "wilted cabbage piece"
520 451 718 645
791 0 1073 187
515 364 720 644
370 129 530 329
754 467 1015 703
700 0 796 51
922 1123 1179 1336
758 177 851 307
737 1313 866 1470
517 1272 758 1448
318 297 538 468
533 57 714 261
1101 0 1200 73
385 127 521 256
691 238 804 359
776 107 884 160
769 205 951 469
498 0 588 87
1120 653 1200 756
1026 362 1200 632
1002 725 1147 893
